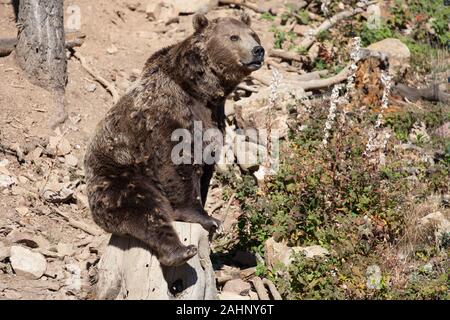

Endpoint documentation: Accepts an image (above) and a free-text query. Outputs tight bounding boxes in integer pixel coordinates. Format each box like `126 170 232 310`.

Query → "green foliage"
389 0 450 47
360 22 394 47
219 95 449 299
261 12 276 21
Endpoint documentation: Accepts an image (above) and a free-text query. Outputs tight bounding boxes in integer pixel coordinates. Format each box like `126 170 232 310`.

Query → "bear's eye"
230 35 240 42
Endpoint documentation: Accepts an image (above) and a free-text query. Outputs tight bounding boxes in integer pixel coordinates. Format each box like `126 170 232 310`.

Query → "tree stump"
96 222 218 300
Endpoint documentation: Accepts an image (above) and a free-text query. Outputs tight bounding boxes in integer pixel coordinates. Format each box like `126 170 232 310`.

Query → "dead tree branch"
73 51 120 104
298 5 371 50
393 83 450 103
0 31 85 57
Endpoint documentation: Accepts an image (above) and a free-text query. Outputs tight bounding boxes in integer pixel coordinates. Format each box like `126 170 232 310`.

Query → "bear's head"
193 12 265 80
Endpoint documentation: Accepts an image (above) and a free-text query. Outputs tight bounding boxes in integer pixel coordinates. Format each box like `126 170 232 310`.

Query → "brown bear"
84 13 264 266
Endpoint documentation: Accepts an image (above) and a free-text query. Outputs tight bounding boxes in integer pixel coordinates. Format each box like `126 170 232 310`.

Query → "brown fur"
84 14 264 266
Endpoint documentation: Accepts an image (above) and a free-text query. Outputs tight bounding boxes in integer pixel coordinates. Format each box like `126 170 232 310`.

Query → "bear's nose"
252 46 265 59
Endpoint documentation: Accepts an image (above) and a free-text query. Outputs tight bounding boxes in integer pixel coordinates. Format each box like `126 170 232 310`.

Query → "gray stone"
10 245 47 279
293 245 330 259
0 242 10 261
146 1 179 22
57 243 75 257
48 136 71 156
435 122 450 139
0 174 16 188
367 38 410 78
86 83 97 92
65 154 79 167
265 237 330 269
163 0 218 14
222 279 252 296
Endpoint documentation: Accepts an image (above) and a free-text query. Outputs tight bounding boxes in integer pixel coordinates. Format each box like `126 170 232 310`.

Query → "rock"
17 175 29 184
65 154 78 167
420 211 450 243
293 24 313 36
48 136 72 156
25 147 43 162
435 122 450 139
43 187 74 204
15 207 29 215
86 83 97 92
249 290 259 300
264 237 292 269
366 265 382 290
7 230 50 249
0 159 9 167
146 1 179 23
265 237 330 269
293 245 330 259
218 291 251 300
126 2 140 11
4 290 22 299
0 242 10 261
0 165 10 175
57 243 75 257
0 174 16 188
74 191 89 209
308 42 320 61
10 246 47 279
367 38 410 78
233 84 300 140
254 165 276 183
162 0 218 14
222 279 252 296
106 44 118 55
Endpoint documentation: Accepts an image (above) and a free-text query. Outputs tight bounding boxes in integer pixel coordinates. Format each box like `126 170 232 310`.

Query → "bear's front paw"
159 244 198 267
202 216 221 234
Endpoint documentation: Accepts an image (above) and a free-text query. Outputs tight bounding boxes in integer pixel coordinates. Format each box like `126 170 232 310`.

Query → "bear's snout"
252 46 265 60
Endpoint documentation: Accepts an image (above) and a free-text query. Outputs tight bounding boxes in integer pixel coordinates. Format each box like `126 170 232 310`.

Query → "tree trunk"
15 0 66 92
96 222 218 300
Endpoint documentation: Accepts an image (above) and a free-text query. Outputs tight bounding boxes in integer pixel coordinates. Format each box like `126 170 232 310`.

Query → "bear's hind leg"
116 208 198 267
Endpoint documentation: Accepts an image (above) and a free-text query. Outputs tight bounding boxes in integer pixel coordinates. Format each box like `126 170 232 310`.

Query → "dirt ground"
0 0 274 299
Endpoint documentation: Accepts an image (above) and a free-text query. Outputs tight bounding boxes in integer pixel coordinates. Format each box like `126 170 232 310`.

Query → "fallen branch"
51 207 103 236
267 58 301 73
236 83 259 93
263 278 282 300
251 276 270 300
298 4 372 50
218 0 264 13
296 48 388 91
0 142 24 163
393 83 450 103
0 31 86 57
268 48 307 63
73 51 120 104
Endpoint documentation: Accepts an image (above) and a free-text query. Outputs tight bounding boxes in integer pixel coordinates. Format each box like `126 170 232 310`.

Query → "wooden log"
96 222 218 300
0 31 86 57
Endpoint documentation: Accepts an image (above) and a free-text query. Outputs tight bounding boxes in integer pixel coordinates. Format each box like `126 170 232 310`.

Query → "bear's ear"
193 13 209 32
240 11 251 27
